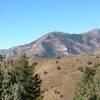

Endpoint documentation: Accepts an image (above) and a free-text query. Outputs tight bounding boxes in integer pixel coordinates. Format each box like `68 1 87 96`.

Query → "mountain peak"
47 31 65 35
42 31 66 40
82 28 100 36
89 28 100 33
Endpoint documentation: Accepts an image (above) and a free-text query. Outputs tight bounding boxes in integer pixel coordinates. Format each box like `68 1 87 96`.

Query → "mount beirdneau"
0 29 100 58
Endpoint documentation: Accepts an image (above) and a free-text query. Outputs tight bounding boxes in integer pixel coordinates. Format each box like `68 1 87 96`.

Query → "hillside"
0 29 100 58
35 54 100 100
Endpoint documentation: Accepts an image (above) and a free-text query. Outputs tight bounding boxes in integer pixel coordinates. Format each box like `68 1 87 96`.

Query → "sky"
0 0 100 49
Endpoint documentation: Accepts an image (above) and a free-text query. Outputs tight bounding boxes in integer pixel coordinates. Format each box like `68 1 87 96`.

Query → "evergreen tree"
0 63 2 100
0 55 42 100
0 61 13 100
94 66 100 99
12 83 24 100
13 55 42 100
74 67 96 100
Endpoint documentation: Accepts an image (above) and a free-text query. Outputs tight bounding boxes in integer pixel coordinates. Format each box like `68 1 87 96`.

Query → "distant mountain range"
0 29 100 58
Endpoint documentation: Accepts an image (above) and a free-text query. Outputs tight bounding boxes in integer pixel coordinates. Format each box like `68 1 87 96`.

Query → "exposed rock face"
0 29 100 58
82 29 100 50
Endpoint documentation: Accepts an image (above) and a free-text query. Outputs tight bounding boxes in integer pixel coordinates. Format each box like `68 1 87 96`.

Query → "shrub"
54 90 60 94
44 71 48 74
87 61 92 65
57 66 61 70
56 61 59 63
60 94 63 98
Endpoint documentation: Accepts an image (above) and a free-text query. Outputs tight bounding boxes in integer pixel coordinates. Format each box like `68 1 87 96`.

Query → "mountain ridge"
0 29 100 58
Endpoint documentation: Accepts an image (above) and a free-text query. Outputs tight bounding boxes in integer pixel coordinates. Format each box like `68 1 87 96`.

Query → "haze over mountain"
0 29 100 58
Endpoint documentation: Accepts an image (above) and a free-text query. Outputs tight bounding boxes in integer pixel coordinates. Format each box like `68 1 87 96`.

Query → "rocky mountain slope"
0 29 100 58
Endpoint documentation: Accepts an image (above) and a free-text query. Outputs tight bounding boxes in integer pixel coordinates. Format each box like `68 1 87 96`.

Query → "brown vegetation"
35 54 100 100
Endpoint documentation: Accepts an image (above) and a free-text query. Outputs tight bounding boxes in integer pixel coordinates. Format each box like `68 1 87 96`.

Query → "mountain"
0 29 100 58
82 29 100 49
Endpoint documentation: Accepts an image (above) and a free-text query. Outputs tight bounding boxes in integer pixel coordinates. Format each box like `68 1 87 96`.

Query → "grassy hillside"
35 55 100 100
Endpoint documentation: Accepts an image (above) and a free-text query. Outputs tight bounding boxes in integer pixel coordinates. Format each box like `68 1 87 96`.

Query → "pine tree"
13 55 42 100
0 55 42 100
0 61 13 100
74 67 96 100
12 83 24 100
94 66 100 99
0 63 2 100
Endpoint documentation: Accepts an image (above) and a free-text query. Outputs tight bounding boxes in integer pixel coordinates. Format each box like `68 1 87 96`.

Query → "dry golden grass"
35 54 100 100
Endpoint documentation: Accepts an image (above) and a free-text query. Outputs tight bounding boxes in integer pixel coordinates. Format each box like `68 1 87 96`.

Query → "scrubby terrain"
35 54 100 100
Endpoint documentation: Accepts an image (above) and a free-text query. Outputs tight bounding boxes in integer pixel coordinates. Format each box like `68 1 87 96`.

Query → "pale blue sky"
0 0 100 49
